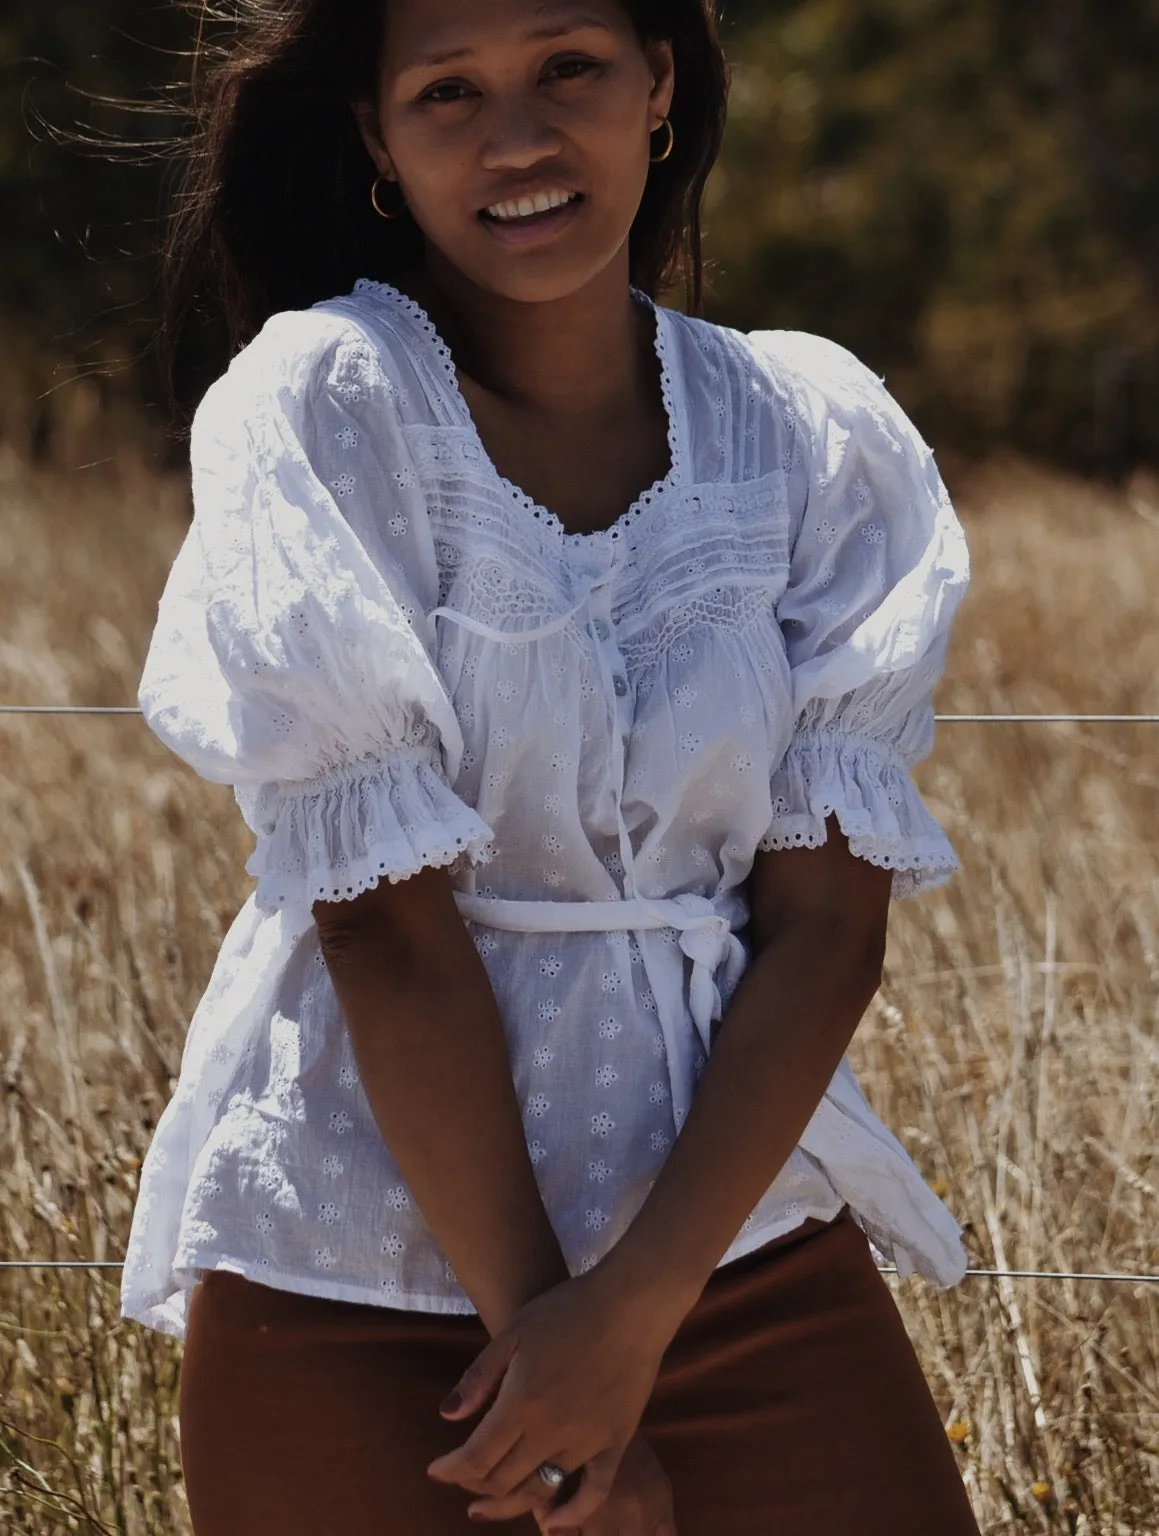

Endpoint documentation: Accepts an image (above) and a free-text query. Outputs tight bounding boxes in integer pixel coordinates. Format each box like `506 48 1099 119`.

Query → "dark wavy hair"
160 0 730 399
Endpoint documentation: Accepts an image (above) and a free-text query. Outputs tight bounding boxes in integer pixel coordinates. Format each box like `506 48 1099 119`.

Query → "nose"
479 92 565 172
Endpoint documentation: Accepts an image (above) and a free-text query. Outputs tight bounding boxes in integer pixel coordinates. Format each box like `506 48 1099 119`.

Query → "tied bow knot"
662 893 749 1055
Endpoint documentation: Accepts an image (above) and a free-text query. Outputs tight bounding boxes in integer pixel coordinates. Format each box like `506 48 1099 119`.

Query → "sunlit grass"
1 447 1157 1532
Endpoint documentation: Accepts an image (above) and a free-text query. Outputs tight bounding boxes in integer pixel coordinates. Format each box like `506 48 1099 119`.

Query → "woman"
122 0 982 1531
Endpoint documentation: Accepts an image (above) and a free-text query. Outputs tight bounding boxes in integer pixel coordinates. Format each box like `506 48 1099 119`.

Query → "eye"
420 80 475 104
547 56 599 81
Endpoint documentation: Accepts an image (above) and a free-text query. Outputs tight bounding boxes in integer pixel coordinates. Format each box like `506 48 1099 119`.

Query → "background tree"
708 0 1159 471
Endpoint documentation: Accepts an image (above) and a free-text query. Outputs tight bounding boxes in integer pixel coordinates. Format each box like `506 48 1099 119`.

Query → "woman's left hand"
426 1265 678 1531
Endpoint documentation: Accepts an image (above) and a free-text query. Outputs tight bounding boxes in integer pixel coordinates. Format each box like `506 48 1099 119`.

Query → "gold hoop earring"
371 175 407 220
649 118 674 164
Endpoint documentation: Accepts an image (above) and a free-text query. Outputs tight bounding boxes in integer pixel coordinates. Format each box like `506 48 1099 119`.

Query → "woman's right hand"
535 1431 677 1536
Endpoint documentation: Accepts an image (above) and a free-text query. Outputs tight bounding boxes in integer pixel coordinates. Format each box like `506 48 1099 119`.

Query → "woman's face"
354 0 675 304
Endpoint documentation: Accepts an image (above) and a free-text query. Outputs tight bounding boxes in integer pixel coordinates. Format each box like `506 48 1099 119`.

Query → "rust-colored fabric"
179 1205 981 1534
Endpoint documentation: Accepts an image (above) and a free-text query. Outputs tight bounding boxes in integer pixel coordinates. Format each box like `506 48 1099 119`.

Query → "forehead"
382 0 632 72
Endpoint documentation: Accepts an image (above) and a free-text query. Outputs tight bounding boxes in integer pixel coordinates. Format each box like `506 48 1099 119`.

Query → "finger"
436 1332 518 1422
426 1418 523 1493
464 1433 570 1505
466 1465 565 1523
539 1451 619 1534
532 1472 585 1535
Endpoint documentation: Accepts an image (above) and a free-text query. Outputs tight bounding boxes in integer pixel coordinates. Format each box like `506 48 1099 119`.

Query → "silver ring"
537 1462 567 1488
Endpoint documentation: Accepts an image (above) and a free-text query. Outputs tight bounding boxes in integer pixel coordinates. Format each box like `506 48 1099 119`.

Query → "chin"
464 249 630 308
421 214 629 306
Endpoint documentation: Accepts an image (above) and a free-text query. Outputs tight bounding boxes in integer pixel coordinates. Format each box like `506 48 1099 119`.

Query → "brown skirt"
178 1205 980 1535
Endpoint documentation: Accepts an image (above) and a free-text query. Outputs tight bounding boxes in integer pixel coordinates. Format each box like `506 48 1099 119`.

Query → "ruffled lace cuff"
238 743 497 914
758 728 958 901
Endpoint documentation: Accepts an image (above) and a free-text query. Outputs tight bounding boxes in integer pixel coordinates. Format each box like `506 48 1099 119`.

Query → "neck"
402 248 654 424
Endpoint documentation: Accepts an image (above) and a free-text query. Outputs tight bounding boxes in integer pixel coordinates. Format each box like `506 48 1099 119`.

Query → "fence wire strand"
3 706 1159 722
3 1260 1159 1283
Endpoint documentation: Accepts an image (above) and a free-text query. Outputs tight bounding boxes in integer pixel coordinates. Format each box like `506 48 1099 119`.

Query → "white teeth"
486 189 577 222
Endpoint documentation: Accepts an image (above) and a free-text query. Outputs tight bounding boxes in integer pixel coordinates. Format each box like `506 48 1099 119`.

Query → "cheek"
383 122 464 208
577 75 652 147
567 91 652 205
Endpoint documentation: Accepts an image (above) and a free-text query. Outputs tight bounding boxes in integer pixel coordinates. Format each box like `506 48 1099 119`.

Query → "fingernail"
439 1389 462 1414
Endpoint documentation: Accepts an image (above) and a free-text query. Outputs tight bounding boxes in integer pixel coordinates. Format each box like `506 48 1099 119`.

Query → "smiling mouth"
479 191 585 226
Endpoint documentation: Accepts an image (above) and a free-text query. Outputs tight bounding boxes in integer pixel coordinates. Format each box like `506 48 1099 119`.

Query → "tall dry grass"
0 444 1157 1533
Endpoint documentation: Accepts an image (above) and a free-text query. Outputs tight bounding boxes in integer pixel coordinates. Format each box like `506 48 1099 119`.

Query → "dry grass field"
0 444 1157 1533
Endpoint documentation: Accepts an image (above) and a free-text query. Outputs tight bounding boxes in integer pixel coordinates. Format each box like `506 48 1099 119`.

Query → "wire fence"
3 1260 1159 1282
3 706 1159 722
3 701 1157 1284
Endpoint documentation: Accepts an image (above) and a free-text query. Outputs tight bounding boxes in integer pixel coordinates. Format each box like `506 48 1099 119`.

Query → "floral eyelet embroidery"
142 281 967 1324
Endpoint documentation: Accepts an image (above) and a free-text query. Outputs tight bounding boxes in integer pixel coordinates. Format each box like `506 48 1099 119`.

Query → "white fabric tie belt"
449 896 972 1289
453 891 748 1132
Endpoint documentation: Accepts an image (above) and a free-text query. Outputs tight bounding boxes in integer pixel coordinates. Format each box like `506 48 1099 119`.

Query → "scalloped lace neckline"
353 276 683 544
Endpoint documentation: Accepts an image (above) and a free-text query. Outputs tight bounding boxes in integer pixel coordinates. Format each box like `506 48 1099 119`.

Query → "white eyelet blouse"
120 277 972 1340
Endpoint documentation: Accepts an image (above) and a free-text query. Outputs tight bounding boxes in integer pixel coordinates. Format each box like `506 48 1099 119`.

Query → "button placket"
584 577 630 709
579 563 636 891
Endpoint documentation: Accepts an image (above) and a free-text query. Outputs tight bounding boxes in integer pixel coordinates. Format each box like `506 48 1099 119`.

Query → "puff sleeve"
755 332 970 900
138 308 496 915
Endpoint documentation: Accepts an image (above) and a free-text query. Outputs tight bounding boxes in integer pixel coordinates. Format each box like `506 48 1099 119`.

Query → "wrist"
482 1246 573 1335
584 1232 704 1353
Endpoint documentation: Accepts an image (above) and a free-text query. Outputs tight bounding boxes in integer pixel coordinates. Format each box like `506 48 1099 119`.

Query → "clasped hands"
426 1265 681 1533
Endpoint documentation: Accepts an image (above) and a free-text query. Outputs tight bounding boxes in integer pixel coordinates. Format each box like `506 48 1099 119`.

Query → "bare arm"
590 814 893 1337
313 866 569 1337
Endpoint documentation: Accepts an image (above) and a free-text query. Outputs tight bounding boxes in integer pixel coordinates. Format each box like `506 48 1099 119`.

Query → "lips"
477 192 586 246
479 190 584 223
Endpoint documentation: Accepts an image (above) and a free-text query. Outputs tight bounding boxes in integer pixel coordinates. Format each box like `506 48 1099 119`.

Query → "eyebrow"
397 16 614 73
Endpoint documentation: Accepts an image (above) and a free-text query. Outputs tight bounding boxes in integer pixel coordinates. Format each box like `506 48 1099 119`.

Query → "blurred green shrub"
708 0 1159 472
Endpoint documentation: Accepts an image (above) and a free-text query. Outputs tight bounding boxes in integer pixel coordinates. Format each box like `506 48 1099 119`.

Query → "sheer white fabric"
121 279 971 1339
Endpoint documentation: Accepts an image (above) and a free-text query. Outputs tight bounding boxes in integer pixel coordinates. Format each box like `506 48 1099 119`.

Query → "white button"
593 620 611 641
613 675 629 698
